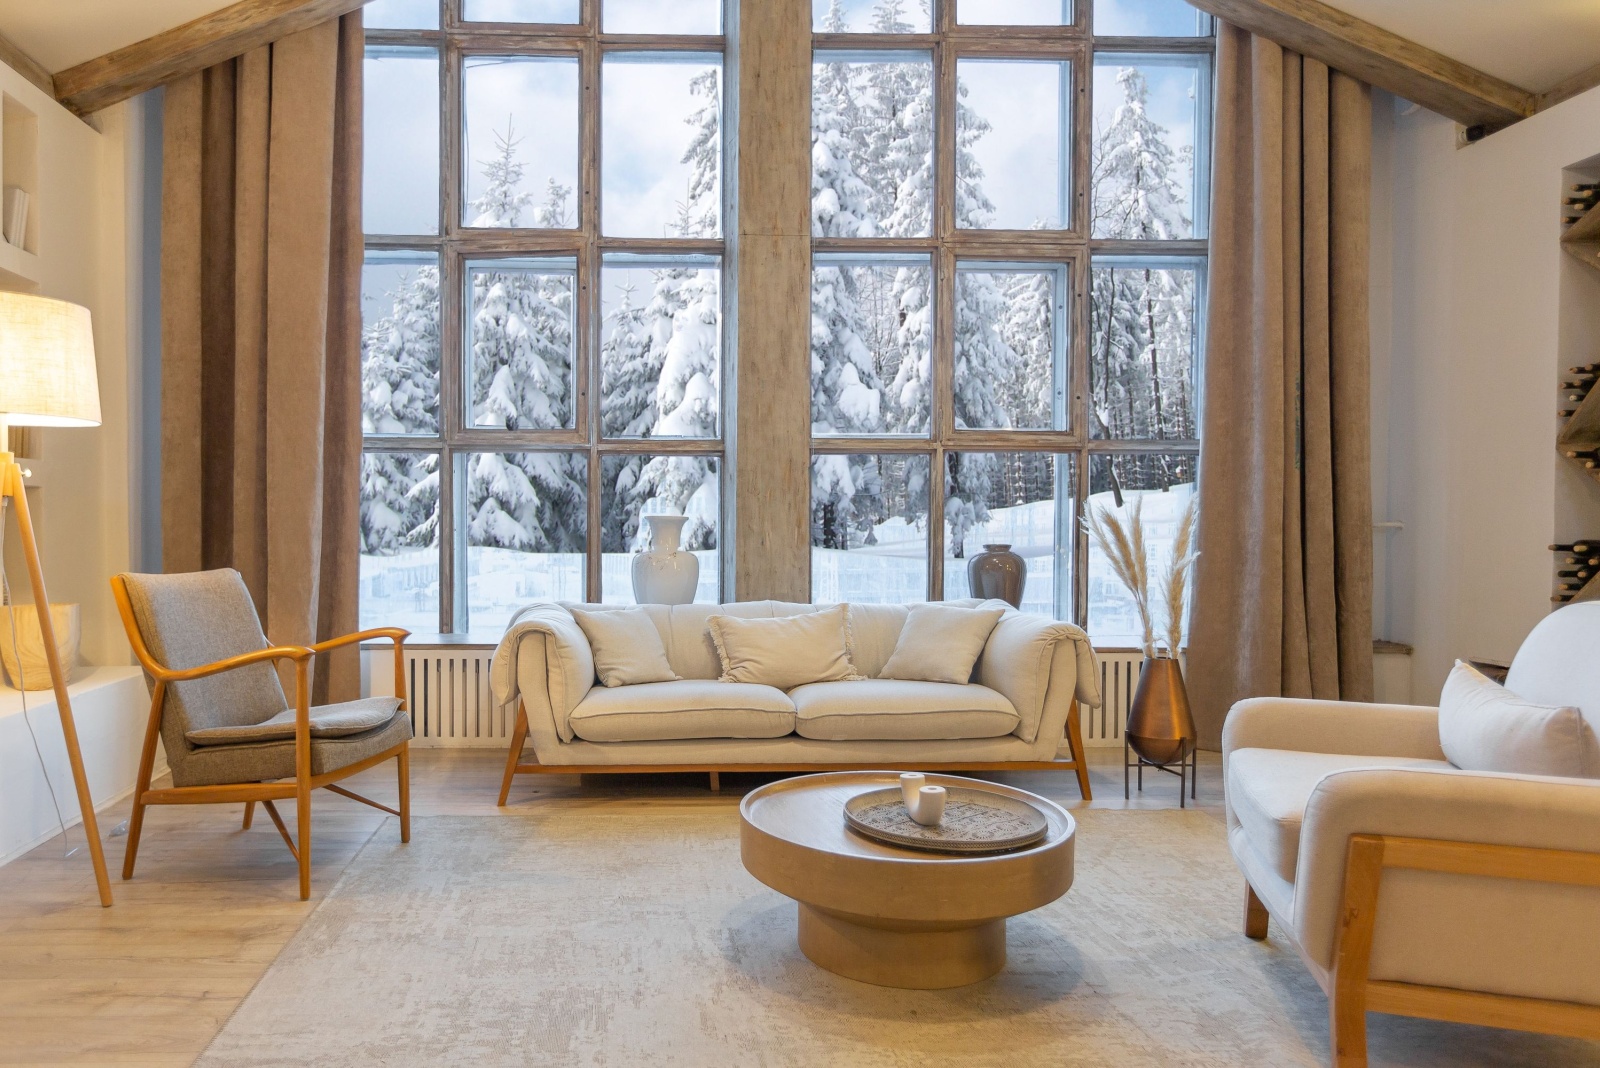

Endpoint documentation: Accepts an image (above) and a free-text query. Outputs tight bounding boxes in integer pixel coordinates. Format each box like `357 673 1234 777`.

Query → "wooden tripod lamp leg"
5 458 112 906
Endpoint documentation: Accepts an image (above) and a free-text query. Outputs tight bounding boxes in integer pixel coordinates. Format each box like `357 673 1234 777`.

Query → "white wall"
1376 84 1600 703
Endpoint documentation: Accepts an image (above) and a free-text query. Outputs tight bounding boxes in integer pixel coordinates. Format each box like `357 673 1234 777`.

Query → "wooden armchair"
111 569 412 899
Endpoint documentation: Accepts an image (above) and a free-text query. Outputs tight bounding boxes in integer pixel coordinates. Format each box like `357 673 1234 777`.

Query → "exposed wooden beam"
1187 0 1535 131
0 28 54 99
1536 60 1600 115
53 0 368 116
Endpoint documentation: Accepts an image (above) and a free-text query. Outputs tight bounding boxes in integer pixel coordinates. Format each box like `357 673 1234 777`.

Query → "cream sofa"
1223 603 1600 1066
490 599 1101 803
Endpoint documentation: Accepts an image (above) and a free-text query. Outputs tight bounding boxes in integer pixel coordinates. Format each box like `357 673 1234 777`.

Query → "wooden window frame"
361 0 730 634
809 2 1214 629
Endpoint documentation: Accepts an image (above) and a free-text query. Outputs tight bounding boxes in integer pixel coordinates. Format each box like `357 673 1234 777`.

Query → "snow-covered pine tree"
360 261 440 555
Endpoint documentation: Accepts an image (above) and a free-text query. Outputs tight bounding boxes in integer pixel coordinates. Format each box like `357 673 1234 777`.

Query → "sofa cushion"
1439 660 1588 778
844 603 911 677
657 601 813 680
790 679 1019 741
707 605 864 689
185 697 403 745
879 603 1005 684
1227 748 1454 883
568 606 681 687
567 681 795 742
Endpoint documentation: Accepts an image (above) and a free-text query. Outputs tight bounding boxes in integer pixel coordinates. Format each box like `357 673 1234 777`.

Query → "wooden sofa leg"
709 771 721 793
1243 882 1269 940
1066 699 1092 801
1330 986 1369 1068
498 704 530 807
242 801 255 830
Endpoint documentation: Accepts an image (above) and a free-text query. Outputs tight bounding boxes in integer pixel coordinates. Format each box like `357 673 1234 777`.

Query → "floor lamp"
0 292 110 907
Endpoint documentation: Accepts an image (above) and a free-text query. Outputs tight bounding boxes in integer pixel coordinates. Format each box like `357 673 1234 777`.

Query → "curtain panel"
1187 23 1375 746
160 12 363 704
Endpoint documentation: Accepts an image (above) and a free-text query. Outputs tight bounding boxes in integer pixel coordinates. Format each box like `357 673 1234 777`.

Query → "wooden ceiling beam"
1187 0 1536 131
52 0 369 117
0 28 55 99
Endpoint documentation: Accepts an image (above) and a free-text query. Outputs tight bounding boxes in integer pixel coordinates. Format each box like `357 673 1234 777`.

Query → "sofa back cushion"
568 606 681 687
707 605 865 689
879 603 1005 683
1440 661 1590 778
1504 601 1600 776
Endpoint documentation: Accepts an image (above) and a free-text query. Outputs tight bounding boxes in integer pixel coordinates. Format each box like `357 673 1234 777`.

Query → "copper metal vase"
1126 656 1197 766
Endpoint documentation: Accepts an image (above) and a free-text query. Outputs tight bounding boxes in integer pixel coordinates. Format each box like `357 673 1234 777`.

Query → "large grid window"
809 0 1210 645
359 0 727 635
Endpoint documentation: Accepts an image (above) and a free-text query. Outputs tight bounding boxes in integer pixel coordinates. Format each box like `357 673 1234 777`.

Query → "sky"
1092 54 1204 233
601 57 722 238
959 59 1070 229
463 55 579 226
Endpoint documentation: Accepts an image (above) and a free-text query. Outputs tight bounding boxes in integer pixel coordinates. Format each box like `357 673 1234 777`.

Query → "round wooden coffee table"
739 771 1075 989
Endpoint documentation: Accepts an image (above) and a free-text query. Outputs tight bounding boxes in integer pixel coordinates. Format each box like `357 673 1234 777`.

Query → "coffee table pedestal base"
797 904 1006 989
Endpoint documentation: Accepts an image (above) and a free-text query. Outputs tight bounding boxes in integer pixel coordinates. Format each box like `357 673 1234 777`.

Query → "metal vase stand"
1123 726 1199 808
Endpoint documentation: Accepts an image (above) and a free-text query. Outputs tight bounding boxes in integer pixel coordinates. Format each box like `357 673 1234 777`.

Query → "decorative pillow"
568 607 681 688
706 605 864 690
1439 660 1585 778
878 603 1006 684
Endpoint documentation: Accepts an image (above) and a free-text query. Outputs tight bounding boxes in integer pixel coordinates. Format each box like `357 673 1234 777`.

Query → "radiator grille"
391 647 1144 748
1084 650 1141 747
404 650 510 746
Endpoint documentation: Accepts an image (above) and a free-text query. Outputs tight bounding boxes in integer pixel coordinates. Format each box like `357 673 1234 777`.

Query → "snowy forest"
360 0 1200 632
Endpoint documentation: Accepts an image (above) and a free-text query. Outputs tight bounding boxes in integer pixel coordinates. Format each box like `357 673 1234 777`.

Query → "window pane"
944 453 1074 619
462 0 578 22
813 0 931 33
364 0 438 29
605 0 721 34
602 55 722 238
1092 56 1206 239
360 451 440 633
463 451 587 633
1090 260 1201 439
1086 452 1196 646
363 0 438 28
954 264 1066 430
600 455 720 604
463 56 579 229
600 257 721 439
812 453 930 603
362 251 440 435
1094 0 1207 36
466 257 577 430
957 59 1070 230
364 47 439 236
812 52 934 238
959 0 1072 26
811 255 931 436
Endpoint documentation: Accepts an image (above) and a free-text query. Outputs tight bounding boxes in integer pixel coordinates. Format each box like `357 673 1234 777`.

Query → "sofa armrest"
978 611 1101 744
489 604 595 744
1222 697 1444 765
1289 768 1600 977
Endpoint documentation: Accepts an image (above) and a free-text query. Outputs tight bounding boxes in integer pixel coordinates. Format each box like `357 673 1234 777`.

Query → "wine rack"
1556 176 1600 606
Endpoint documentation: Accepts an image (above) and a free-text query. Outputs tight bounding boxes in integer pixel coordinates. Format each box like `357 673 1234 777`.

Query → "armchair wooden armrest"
310 627 410 711
144 643 316 683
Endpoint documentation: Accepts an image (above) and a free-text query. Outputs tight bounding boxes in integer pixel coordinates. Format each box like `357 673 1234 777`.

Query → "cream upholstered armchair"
111 569 412 899
1223 604 1600 1067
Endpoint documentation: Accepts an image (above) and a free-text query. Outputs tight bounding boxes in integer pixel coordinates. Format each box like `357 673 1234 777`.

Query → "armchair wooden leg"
1329 836 1385 1068
242 801 255 830
1065 699 1092 801
397 745 411 844
1243 882 1269 940
296 790 311 901
122 691 164 881
498 704 530 807
1330 987 1369 1068
121 795 149 882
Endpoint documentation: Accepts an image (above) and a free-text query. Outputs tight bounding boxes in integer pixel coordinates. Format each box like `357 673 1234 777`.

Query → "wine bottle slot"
1550 543 1596 553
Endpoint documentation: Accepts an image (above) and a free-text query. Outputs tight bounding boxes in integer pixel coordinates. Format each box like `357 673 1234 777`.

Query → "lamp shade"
0 292 101 427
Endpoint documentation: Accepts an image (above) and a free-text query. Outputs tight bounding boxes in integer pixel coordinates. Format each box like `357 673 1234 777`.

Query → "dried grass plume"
1084 497 1153 657
1160 496 1199 656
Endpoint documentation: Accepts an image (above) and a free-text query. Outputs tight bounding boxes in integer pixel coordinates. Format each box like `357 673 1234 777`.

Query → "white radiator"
364 645 1144 749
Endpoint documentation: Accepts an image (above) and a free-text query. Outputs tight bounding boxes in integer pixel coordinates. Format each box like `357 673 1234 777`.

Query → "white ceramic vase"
631 515 699 605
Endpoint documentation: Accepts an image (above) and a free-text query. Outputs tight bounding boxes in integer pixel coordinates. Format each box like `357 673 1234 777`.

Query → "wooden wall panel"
732 0 812 601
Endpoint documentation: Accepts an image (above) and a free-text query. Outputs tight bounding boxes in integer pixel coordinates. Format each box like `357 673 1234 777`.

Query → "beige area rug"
196 806 1600 1067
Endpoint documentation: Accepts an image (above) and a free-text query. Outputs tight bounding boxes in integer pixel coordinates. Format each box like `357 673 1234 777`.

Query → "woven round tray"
842 786 1049 855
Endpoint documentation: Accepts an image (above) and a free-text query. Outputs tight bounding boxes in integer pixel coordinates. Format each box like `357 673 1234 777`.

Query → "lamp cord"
0 496 81 859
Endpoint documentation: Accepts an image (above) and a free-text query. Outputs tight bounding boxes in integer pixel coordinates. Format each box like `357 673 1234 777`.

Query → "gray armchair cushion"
120 569 288 738
177 711 414 787
185 697 402 745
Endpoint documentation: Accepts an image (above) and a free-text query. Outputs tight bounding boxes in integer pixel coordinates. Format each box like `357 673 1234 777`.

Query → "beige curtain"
1187 24 1374 747
160 12 363 704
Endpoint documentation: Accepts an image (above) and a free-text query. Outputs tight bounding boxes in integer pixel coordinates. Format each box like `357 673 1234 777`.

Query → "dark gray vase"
967 544 1025 608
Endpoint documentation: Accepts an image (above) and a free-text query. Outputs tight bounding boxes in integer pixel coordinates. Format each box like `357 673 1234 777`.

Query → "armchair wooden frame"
496 698 1093 804
1246 835 1600 1067
110 576 412 900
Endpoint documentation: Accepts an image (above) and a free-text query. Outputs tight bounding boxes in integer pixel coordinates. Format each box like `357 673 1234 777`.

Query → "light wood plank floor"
0 748 1220 1066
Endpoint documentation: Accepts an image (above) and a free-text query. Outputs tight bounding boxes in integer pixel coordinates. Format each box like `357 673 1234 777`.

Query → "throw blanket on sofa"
489 602 1103 744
